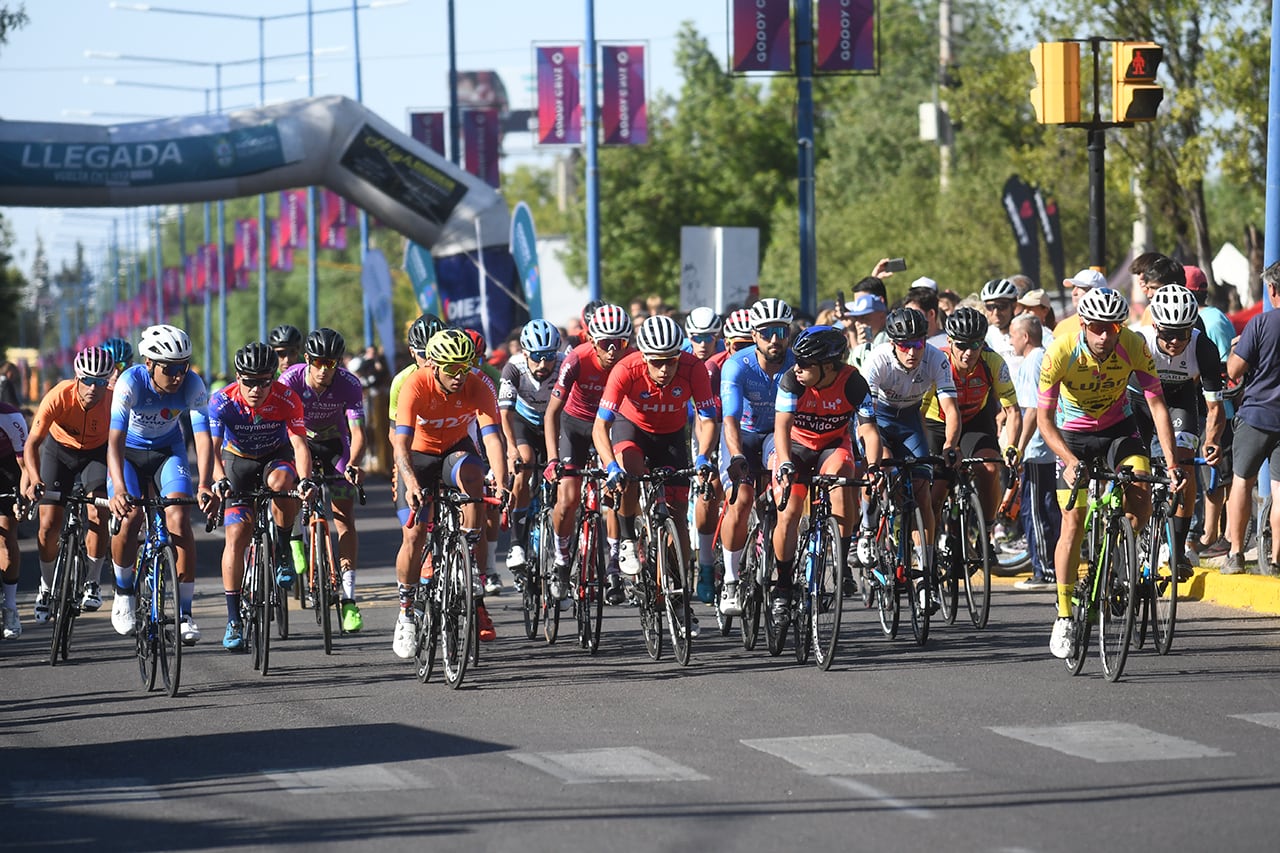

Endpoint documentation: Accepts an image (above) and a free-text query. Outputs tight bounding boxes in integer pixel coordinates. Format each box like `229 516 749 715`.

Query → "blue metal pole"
353 0 373 347
178 205 189 336
257 17 270 342
307 1 319 333
203 203 212 378
796 0 817 318
1259 3 1280 503
216 64 228 379
151 207 164 323
448 0 460 166
584 0 601 302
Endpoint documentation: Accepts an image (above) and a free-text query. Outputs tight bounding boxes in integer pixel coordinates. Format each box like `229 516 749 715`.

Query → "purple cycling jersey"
278 363 365 443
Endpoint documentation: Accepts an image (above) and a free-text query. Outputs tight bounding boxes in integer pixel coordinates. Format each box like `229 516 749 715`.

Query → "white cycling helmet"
137 324 192 361
980 278 1020 302
749 297 794 329
1076 287 1129 324
723 308 754 341
73 346 114 380
586 303 633 339
684 306 723 336
636 314 684 356
1149 284 1199 329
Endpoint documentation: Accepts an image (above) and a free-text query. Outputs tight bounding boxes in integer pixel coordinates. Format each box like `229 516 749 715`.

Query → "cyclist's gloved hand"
544 457 562 483
297 477 318 498
345 464 362 485
212 478 232 499
606 460 625 491
1004 445 1021 468
727 454 749 484
944 448 959 467
775 461 796 484
1168 463 1186 489
695 454 714 479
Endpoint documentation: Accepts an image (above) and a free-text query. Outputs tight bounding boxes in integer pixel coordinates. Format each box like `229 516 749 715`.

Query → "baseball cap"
1183 265 1208 292
1064 269 1107 290
910 276 938 291
844 293 887 317
1017 289 1050 308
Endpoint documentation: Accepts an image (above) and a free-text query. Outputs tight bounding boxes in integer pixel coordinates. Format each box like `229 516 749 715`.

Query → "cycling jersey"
395 367 499 455
208 382 306 459
597 350 716 434
776 365 874 451
1137 327 1222 410
277 363 365 442
721 345 795 434
860 341 956 413
0 402 27 460
498 352 563 427
109 364 210 450
922 346 1017 423
552 342 617 422
32 379 109 450
1038 327 1161 432
388 363 418 419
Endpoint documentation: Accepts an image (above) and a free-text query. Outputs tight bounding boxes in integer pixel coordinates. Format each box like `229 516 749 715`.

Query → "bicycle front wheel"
441 534 475 689
1099 521 1138 682
738 514 765 651
48 545 76 666
873 515 900 639
636 522 663 661
156 545 182 697
312 521 336 655
1148 507 1178 656
812 517 844 671
660 518 692 666
906 507 930 647
577 514 605 654
961 492 992 629
937 503 959 626
133 558 156 690
540 509 560 644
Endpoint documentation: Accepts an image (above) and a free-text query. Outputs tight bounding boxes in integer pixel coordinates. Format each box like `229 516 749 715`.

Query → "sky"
0 0 728 276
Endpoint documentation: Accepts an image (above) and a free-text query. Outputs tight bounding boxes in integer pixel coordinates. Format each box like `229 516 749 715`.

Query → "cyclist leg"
80 449 111 609
0 484 19 639
772 444 816 616
392 451 439 658
264 456 301 586
507 427 538 568
108 450 152 635
552 414 591 570
34 442 76 619
157 446 200 623
449 444 497 641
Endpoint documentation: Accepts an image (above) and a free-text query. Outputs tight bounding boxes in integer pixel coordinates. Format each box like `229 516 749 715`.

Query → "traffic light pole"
1087 127 1106 269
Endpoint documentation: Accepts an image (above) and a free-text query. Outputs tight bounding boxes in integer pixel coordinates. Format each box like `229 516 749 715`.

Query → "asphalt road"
4 477 1280 852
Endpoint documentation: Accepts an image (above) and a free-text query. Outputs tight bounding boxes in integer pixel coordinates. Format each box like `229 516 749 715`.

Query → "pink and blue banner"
463 108 501 188
233 217 259 271
731 0 792 73
409 111 447 157
536 45 582 145
318 189 349 250
602 45 648 145
817 0 876 72
279 188 308 248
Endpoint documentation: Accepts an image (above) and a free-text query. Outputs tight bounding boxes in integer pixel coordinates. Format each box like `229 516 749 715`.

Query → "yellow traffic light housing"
1029 42 1081 124
1113 42 1163 122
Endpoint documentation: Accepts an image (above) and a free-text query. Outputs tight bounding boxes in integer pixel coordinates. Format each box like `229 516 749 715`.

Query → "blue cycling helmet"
520 319 561 353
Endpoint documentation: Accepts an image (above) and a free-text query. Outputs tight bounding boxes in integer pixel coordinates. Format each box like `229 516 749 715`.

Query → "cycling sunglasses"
239 374 273 389
646 355 679 368
689 333 716 345
755 325 789 340
79 375 110 388
1156 327 1192 342
155 360 190 377
951 340 983 351
527 349 558 363
893 340 926 352
984 300 1014 312
1085 321 1121 335
596 338 629 352
273 348 294 358
437 362 470 377
309 357 339 370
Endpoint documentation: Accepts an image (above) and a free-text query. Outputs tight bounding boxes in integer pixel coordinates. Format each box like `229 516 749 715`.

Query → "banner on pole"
1001 175 1041 287
318 189 349 250
408 111 447 157
233 217 259 270
602 45 648 145
509 201 542 320
535 46 582 145
1034 186 1067 295
816 0 877 73
361 248 397 374
404 241 443 316
462 108 501 188
280 188 308 248
731 0 792 73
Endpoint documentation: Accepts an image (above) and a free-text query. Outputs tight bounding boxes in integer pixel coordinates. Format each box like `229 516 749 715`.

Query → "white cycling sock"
722 545 742 584
114 562 135 592
342 569 356 600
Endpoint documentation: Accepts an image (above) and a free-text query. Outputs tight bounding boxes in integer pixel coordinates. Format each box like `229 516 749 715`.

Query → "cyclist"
922 307 1022 535
269 324 304 372
101 337 133 386
0 398 26 639
23 347 113 624
278 327 368 633
686 306 725 602
389 313 446 524
208 342 314 651
544 303 632 606
106 324 215 646
500 319 565 592
721 309 756 355
596 314 718 634
392 329 509 658
771 325 881 624
980 278 1022 370
1038 287 1182 659
718 298 794 616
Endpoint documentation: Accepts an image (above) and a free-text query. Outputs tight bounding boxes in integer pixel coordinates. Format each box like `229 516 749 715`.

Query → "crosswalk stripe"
509 747 708 784
263 764 427 793
989 722 1232 763
741 734 961 775
5 778 161 808
1230 712 1280 730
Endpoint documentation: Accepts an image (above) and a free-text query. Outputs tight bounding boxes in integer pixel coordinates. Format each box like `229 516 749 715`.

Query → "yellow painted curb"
998 566 1280 615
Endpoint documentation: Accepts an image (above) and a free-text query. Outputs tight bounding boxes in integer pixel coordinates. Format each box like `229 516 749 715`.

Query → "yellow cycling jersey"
922 347 1017 423
1038 326 1161 431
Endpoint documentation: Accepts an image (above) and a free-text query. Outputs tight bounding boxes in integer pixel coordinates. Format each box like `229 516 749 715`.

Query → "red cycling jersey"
552 341 618 421
208 381 306 459
598 350 717 434
776 365 875 452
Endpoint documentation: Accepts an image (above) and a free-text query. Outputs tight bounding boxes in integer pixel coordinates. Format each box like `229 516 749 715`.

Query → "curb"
997 565 1280 616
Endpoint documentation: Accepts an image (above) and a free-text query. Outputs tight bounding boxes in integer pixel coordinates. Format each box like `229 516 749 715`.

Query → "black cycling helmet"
885 307 928 342
305 327 346 361
408 313 446 351
944 306 988 343
235 341 275 375
268 324 303 350
791 325 849 366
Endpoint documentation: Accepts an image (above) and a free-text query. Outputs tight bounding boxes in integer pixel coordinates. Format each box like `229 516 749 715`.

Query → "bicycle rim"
244 539 264 671
580 515 605 654
1065 586 1090 676
157 546 182 697
906 507 930 647
416 595 439 683
739 517 763 651
961 493 992 629
540 511 560 644
813 517 844 671
875 513 900 638
259 534 273 676
937 504 958 626
1099 522 1137 682
442 537 474 688
48 547 74 666
314 522 334 654
134 560 155 690
660 519 692 666
60 549 86 661
1151 512 1178 656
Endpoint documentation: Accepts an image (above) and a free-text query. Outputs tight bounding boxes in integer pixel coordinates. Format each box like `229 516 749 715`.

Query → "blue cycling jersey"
720 345 795 434
109 364 210 451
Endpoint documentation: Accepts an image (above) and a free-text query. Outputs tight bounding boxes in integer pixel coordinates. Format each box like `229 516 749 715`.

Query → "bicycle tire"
61 544 89 661
961 492 992 629
714 544 733 636
243 537 266 672
637 522 663 661
441 533 474 689
133 557 153 690
540 509 560 644
812 516 844 671
313 521 335 655
1259 496 1274 576
937 505 959 626
415 592 438 683
1065 582 1091 676
48 545 75 666
739 515 764 651
156 545 182 697
873 513 900 639
519 508 543 640
577 513 605 654
660 517 693 666
790 518 811 665
259 531 274 676
906 506 930 647
272 524 290 641
1150 506 1178 656
1099 520 1138 682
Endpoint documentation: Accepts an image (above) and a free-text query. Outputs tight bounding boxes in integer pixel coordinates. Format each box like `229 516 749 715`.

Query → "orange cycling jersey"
922 346 1017 423
395 367 499 454
33 379 110 450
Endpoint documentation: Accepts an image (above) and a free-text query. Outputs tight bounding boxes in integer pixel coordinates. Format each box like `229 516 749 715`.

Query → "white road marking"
509 747 708 784
1231 712 1280 731
740 733 961 775
264 764 427 793
827 777 936 819
988 721 1232 763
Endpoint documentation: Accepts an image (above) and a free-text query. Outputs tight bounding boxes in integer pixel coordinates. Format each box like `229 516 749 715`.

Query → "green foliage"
0 216 31 354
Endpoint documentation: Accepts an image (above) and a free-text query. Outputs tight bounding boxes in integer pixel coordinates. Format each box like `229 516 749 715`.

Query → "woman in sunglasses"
21 346 114 632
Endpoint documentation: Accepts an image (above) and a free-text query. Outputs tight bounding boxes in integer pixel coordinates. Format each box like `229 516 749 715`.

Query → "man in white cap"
1054 268 1107 341
910 275 939 291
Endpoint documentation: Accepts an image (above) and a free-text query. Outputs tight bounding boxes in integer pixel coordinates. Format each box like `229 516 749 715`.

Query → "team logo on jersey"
639 391 651 399
672 387 683 397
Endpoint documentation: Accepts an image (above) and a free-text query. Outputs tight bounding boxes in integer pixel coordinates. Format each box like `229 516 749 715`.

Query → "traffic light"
1113 42 1163 122
1029 42 1081 124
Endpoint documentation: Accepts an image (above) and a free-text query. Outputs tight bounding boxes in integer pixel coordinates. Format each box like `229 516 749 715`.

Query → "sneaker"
80 582 102 612
505 544 527 569
918 586 939 616
180 616 201 646
1015 576 1056 591
719 581 742 617
341 601 363 632
392 614 419 659
33 586 51 623
484 573 502 595
111 592 136 635
842 573 857 598
1049 617 1075 659
549 561 570 600
696 566 715 604
856 533 876 567
1198 537 1230 559
275 562 296 589
1176 556 1195 582
2 605 20 640
619 540 641 576
222 620 244 651
605 573 626 606
476 603 496 642
1221 552 1247 575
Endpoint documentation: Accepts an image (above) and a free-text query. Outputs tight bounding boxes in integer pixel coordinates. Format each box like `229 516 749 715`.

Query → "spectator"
1185 264 1236 558
903 286 947 349
937 289 961 316
854 275 888 302
1010 314 1059 590
0 362 22 409
1008 273 1036 296
1016 288 1057 337
842 293 888 370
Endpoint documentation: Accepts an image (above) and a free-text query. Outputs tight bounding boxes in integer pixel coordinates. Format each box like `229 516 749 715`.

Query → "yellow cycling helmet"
426 328 476 366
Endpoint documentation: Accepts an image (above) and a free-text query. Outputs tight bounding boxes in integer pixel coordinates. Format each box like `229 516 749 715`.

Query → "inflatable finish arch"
0 95 509 255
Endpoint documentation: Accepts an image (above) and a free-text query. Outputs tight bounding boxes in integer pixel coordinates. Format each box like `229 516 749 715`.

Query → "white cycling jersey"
860 341 956 412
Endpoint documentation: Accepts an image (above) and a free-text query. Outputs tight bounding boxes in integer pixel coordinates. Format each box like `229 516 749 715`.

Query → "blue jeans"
1022 460 1061 580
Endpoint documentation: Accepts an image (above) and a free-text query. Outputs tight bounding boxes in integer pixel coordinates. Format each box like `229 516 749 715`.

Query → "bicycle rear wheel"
1099 521 1138 682
872 521 900 639
739 515 764 651
156 545 182 697
961 493 992 629
48 545 76 666
660 518 692 666
812 517 844 671
520 511 543 640
577 514 605 654
441 534 474 689
937 504 959 626
637 522 663 660
1148 506 1178 656
312 521 336 655
415 594 439 683
905 507 930 646
540 509 560 644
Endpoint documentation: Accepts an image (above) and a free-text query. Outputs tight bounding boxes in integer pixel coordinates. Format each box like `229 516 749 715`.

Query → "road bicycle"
38 487 102 665
569 466 607 654
1134 459 1203 656
734 478 777 653
301 461 366 655
225 488 300 676
936 455 1008 630
628 467 699 666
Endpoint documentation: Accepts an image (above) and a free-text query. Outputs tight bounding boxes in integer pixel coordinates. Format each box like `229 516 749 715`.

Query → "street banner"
269 218 294 272
536 46 582 145
361 248 398 374
409 111 447 157
318 189 348 250
463 109 501 188
1034 186 1067 297
731 0 792 73
233 217 258 270
509 201 542 320
280 188 308 248
1001 174 1041 287
602 45 648 145
404 242 443 316
817 0 877 72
